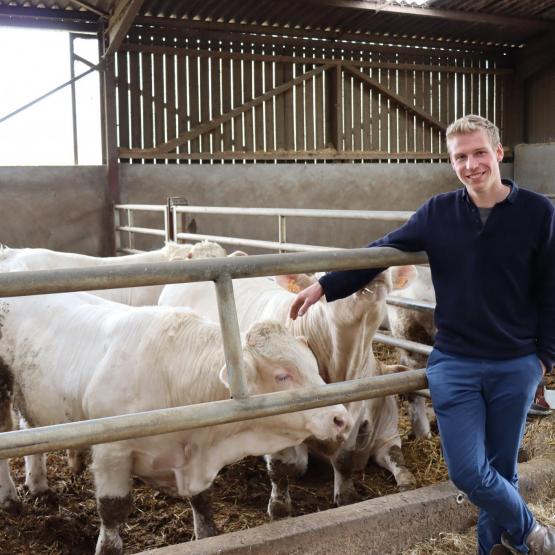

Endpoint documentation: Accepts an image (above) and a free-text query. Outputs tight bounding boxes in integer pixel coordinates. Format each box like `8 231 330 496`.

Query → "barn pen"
3 1 555 553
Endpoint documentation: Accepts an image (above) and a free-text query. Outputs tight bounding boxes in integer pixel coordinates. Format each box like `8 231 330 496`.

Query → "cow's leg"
331 447 360 506
19 417 49 495
92 444 133 555
374 442 416 491
265 445 308 520
407 393 431 439
189 488 217 539
67 448 88 475
24 453 49 495
0 368 21 513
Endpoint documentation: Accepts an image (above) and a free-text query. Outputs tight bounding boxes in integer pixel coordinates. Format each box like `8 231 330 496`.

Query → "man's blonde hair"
446 115 500 152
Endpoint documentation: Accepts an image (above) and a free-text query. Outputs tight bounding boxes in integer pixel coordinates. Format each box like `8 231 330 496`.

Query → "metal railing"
0 247 429 459
114 202 414 254
113 202 436 358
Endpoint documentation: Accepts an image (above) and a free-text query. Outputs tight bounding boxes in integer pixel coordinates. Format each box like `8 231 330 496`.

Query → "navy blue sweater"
320 180 555 371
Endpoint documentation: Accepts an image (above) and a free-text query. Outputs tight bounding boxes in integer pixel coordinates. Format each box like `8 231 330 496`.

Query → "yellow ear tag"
287 281 301 293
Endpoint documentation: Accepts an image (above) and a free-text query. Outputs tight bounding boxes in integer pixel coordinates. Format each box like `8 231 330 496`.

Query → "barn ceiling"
1 0 555 50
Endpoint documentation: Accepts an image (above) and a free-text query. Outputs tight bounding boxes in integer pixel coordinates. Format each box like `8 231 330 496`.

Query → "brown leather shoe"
502 522 555 554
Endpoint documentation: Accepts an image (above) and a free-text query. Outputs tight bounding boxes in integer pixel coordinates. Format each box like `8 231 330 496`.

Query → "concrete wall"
514 143 555 193
0 166 107 255
0 160 518 256
120 162 514 252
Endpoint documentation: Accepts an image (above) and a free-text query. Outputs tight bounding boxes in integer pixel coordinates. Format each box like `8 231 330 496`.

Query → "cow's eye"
275 373 291 383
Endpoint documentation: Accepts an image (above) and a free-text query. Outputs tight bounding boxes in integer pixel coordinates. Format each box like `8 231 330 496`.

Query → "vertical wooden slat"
344 71 352 151
283 62 294 150
128 50 141 151
329 63 343 151
165 52 176 155
456 61 464 123
406 70 417 152
388 68 397 156
116 52 130 154
222 56 233 151
481 60 488 119
362 61 372 151
414 69 424 152
153 53 165 156
243 55 254 153
352 64 362 151
431 61 440 154
422 62 432 154
305 61 315 151
264 59 274 151
254 58 264 151
275 60 285 149
211 54 222 154
467 58 475 117
295 62 305 151
488 61 496 125
233 56 244 152
176 51 188 158
142 51 154 151
396 68 406 155
371 64 381 151
315 62 324 149
199 54 210 153
188 54 200 154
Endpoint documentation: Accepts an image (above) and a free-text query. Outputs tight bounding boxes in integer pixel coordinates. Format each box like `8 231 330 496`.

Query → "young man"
289 115 555 555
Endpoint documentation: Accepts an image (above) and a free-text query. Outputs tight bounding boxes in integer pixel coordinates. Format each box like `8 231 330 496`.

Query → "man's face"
448 129 504 196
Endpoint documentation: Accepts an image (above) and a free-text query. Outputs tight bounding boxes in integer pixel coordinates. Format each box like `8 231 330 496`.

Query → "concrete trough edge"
135 455 555 555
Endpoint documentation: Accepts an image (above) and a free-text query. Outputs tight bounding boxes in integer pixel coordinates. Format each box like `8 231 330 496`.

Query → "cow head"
186 241 227 259
218 320 352 447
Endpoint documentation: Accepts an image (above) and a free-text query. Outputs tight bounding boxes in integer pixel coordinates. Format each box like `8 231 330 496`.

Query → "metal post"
127 209 135 251
214 275 249 399
69 33 79 165
278 214 287 254
113 207 122 254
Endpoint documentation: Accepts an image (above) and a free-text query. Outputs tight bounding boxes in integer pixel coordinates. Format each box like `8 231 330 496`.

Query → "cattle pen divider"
114 202 436 365
0 246 428 459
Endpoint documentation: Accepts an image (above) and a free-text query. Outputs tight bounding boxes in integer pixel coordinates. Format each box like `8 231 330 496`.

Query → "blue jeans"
426 349 543 554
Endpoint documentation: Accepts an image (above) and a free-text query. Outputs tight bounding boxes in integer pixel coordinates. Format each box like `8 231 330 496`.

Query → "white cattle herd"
0 242 431 555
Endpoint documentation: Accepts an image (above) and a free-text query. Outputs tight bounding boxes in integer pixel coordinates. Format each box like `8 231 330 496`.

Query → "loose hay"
1 345 553 554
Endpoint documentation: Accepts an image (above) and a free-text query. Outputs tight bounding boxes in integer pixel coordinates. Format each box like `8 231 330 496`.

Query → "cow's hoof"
1 497 24 516
267 499 292 520
334 488 360 507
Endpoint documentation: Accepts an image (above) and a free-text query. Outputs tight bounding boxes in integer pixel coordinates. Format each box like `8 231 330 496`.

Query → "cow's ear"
218 365 230 389
390 265 418 290
275 273 316 293
228 250 248 257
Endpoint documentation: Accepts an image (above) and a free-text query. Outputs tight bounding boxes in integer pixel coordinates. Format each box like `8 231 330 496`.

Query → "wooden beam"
121 43 512 75
514 31 555 82
300 1 551 30
128 64 331 156
117 148 452 161
342 62 446 132
67 0 108 18
133 15 509 52
104 0 144 58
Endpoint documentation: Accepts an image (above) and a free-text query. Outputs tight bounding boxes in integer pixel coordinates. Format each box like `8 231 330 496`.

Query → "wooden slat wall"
116 32 509 163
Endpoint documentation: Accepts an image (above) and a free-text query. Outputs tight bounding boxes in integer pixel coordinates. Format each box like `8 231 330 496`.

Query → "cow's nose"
334 416 346 429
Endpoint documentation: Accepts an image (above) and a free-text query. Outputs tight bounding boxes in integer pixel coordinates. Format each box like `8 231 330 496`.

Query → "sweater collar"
461 179 518 206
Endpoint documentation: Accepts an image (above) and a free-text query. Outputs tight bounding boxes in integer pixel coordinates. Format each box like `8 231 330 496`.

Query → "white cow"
0 241 227 306
0 292 351 554
387 265 435 439
0 240 229 476
159 272 416 518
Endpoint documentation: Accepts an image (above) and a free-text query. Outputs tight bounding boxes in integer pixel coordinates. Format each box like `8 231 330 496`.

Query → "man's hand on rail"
289 281 324 320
